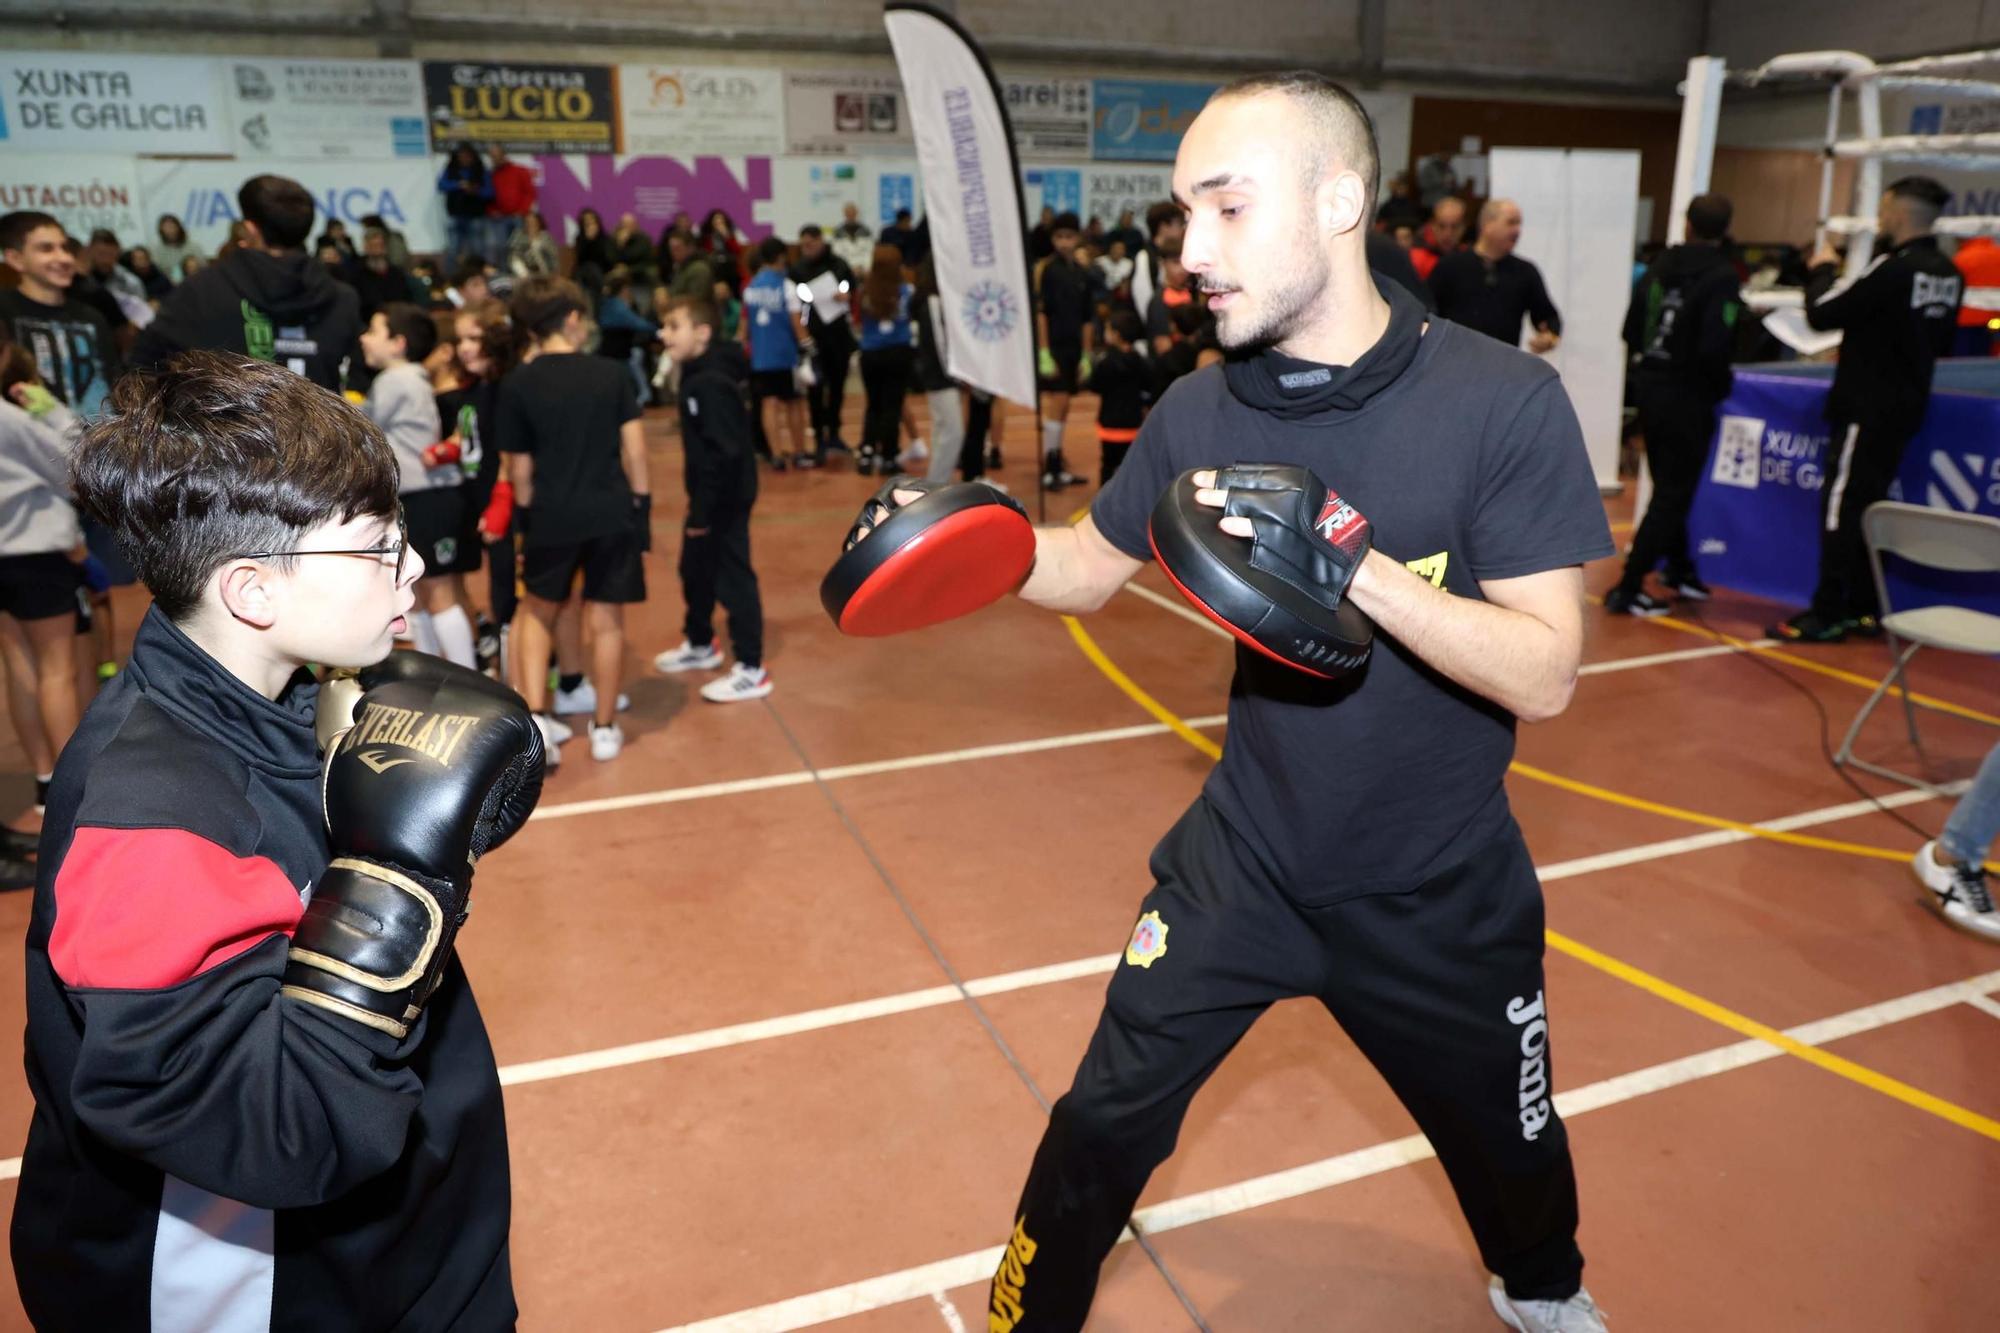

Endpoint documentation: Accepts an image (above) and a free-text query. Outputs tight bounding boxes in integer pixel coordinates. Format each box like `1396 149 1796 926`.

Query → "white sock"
407 609 441 656
432 604 477 670
1040 418 1062 461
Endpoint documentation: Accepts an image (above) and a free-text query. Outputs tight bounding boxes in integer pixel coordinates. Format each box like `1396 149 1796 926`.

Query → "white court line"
659 966 2000 1333
929 1291 968 1333
530 716 1230 822
1963 993 2000 1023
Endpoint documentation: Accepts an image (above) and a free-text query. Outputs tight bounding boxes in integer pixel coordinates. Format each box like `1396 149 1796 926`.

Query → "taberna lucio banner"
882 2 1037 410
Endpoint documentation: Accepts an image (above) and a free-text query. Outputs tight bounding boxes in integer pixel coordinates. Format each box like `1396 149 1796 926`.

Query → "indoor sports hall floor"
1 395 1997 1332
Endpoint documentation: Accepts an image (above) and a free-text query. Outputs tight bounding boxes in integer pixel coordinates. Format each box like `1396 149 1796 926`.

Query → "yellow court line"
1062 613 2000 1143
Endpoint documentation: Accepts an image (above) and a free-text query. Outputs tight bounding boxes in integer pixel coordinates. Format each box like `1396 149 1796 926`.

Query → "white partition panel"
1489 147 1641 492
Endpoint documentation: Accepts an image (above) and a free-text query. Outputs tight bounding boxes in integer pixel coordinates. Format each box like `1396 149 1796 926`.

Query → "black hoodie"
1623 241 1741 402
1088 279 1611 905
677 339 758 528
1803 234 1963 436
129 247 363 393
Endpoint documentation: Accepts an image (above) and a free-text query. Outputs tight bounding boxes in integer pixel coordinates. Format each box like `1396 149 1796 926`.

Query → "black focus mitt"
1148 464 1374 678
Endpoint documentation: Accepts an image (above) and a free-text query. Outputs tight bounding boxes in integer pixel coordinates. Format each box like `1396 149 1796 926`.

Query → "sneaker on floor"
654 640 725 673
793 452 821 470
700 663 772 703
1765 611 1846 644
1844 614 1885 639
986 446 1004 470
553 679 631 716
1603 586 1672 617
532 713 567 766
1664 571 1712 600
1913 840 2000 942
589 723 624 762
1489 1278 1608 1332
897 438 929 467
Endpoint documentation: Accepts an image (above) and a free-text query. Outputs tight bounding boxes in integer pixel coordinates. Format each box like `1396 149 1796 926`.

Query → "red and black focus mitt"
1149 464 1374 678
821 478 1035 636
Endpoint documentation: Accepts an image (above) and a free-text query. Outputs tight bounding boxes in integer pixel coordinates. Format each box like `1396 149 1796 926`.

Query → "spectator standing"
742 236 810 471
856 245 916 476
349 229 417 319
831 201 874 276
790 224 858 459
487 146 537 265
571 208 615 290
595 268 660 404
150 214 201 285
1429 199 1562 351
1034 212 1092 490
1410 196 1467 281
910 257 964 484
701 209 748 293
437 143 492 265
361 214 413 273
663 229 715 302
1086 310 1152 486
0 211 121 417
508 212 559 279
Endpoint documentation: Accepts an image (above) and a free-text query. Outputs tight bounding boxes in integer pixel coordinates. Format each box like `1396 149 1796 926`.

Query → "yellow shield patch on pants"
1124 910 1169 969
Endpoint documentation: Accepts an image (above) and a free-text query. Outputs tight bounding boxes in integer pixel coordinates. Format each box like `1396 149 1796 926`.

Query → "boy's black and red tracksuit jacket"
11 608 515 1331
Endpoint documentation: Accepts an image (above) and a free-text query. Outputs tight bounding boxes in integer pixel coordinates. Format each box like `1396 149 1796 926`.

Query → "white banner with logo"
620 64 785 158
0 52 229 155
1083 166 1172 227
222 58 428 160
1000 76 1091 158
0 153 145 245
885 5 1035 408
138 157 447 255
784 71 913 156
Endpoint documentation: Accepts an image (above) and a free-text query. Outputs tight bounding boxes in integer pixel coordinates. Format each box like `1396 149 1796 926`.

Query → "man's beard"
1208 241 1331 351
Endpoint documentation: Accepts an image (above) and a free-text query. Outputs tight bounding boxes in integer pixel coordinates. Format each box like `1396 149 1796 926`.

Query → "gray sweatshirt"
0 399 82 557
364 361 453 493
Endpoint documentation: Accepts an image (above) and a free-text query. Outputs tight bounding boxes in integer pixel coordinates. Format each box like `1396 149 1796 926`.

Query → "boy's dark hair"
237 175 318 250
1145 200 1180 237
757 235 789 267
1052 212 1081 234
0 342 39 399
1157 237 1184 262
0 211 62 255
665 294 720 334
452 257 491 287
799 223 824 240
1686 193 1732 242
602 265 633 298
88 228 119 248
71 351 399 621
510 274 589 340
1109 310 1145 345
378 302 438 362
1169 302 1208 338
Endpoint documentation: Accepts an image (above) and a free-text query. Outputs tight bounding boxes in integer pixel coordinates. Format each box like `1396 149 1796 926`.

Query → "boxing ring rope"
1674 48 2000 321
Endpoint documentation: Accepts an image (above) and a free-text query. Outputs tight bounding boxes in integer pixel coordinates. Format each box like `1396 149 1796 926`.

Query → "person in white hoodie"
0 343 86 852
360 302 476 669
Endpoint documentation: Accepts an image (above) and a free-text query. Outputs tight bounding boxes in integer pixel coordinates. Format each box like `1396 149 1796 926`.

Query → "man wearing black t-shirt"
986 73 1611 1332
1035 213 1093 490
497 276 650 764
1430 199 1563 352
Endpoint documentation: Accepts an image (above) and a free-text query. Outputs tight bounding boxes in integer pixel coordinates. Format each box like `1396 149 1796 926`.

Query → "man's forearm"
1346 552 1576 722
1019 525 1122 614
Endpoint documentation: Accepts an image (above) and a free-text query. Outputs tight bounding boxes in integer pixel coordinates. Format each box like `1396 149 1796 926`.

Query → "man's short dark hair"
70 351 399 621
1686 193 1732 242
757 235 789 267
1212 69 1381 207
1109 310 1145 345
238 175 318 250
1052 212 1080 234
0 211 62 255
510 274 589 340
799 224 824 240
88 229 119 248
665 294 720 334
894 208 912 223
378 302 437 362
452 257 491 288
1145 201 1180 238
1887 176 1951 219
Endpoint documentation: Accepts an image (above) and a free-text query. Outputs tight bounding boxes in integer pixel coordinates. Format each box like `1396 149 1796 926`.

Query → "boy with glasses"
13 349 543 1331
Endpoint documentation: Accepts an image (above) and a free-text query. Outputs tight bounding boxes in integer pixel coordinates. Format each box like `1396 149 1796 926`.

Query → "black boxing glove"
318 650 543 853
284 669 544 1037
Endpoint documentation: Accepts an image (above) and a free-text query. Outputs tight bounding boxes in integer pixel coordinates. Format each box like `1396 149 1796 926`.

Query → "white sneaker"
1489 1279 1607 1332
532 713 566 767
589 723 624 762
553 679 631 716
654 640 725 673
897 438 929 467
700 663 772 703
1914 840 2000 941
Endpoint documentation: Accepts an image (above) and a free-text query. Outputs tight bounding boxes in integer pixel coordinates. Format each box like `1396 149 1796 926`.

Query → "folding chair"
1833 501 2000 794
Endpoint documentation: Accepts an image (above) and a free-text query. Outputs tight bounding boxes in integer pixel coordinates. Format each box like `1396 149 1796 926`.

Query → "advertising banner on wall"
1082 165 1174 226
138 157 447 254
0 153 146 245
0 52 228 155
223 58 428 160
423 61 619 155
784 71 913 155
619 64 784 158
1090 78 1216 163
536 155 776 246
1022 165 1082 217
1000 76 1091 158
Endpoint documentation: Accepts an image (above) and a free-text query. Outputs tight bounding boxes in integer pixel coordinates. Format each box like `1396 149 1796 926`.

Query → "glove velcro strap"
281 858 454 1039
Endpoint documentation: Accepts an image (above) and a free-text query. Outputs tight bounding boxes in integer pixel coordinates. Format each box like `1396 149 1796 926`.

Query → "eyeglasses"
237 510 409 578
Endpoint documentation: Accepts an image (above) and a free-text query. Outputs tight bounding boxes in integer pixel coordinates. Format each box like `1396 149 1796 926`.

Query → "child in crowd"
498 276 651 762
596 267 660 405
362 302 475 669
653 295 770 703
856 244 915 476
1087 310 1152 486
743 236 811 471
433 299 514 679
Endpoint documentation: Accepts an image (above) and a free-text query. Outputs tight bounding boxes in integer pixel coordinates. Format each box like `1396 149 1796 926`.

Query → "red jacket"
491 162 537 219
1954 236 2000 325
